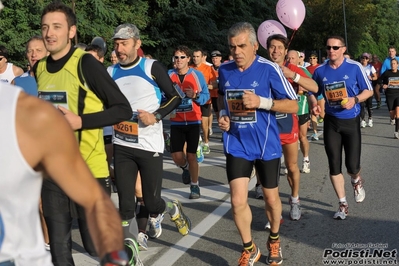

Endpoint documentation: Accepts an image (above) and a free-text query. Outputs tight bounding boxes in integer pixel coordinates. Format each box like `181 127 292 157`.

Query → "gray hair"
228 22 257 46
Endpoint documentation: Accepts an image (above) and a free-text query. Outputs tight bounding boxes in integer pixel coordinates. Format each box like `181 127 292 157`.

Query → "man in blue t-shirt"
380 46 399 75
218 22 298 266
310 35 373 220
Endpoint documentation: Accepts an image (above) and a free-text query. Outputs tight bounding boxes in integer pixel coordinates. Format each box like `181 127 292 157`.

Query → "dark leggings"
114 145 166 220
360 96 373 120
42 178 111 266
323 114 361 176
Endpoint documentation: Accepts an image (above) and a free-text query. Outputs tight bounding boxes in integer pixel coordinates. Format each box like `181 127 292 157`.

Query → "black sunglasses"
174 56 187 60
361 57 369 60
326 46 344 51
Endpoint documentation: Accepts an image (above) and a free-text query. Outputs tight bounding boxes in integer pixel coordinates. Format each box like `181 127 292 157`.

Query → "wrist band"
293 73 301 83
259 97 273 110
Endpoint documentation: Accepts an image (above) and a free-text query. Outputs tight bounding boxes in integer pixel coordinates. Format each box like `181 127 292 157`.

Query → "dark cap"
309 53 318 58
112 23 140 40
211 50 222 57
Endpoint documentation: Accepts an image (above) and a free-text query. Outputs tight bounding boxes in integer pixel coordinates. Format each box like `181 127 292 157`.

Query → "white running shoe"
124 238 144 266
352 177 365 203
137 232 148 251
301 160 310 173
289 199 301 220
333 202 348 220
394 132 399 139
360 120 367 128
368 118 373 127
391 119 396 125
148 213 164 239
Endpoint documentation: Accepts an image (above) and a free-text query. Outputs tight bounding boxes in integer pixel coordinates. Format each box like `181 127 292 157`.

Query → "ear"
69 25 77 40
135 39 142 50
254 42 259 54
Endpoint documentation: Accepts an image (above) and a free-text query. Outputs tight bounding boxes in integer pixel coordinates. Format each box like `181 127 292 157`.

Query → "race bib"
38 91 69 110
226 89 257 123
324 81 348 107
114 111 139 143
176 97 193 113
387 77 399 89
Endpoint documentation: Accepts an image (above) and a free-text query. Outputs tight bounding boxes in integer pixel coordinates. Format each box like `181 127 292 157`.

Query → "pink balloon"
257 20 287 49
276 0 306 30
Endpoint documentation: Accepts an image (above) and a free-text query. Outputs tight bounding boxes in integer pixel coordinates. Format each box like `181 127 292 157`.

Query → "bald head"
287 50 300 66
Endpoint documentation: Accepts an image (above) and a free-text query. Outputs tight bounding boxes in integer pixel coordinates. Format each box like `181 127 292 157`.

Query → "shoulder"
12 64 24 76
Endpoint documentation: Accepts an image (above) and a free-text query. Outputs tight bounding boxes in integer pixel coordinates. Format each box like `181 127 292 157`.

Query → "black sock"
136 198 149 233
396 119 399 132
269 231 279 241
243 240 254 251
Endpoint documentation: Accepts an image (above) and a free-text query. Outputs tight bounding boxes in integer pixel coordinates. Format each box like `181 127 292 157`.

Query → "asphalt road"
71 98 399 266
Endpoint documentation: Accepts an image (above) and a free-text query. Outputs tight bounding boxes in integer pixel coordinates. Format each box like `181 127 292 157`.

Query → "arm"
193 70 210 105
281 64 318 93
17 94 124 259
13 65 24 77
80 54 133 129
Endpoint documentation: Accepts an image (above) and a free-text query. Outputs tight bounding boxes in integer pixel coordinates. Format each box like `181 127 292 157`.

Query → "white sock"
191 181 199 186
291 196 299 203
351 177 360 183
339 197 347 203
303 156 309 161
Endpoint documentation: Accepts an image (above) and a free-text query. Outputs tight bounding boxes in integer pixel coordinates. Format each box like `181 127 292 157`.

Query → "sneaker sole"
301 169 310 173
172 200 191 236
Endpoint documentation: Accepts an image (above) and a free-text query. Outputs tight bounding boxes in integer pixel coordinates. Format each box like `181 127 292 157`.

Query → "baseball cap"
361 52 371 59
211 50 222 57
112 23 140 40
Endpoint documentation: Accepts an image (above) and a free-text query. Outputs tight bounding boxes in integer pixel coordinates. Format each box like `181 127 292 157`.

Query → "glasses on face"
309 57 317 59
174 56 187 60
326 46 344 51
361 57 369 60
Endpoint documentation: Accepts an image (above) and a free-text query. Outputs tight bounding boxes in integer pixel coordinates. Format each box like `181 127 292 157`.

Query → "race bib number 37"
325 81 348 107
226 89 257 123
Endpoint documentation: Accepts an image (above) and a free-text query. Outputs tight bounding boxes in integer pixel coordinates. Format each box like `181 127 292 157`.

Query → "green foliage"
1 0 399 68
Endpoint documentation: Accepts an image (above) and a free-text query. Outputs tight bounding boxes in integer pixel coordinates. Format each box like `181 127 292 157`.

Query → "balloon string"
288 30 297 48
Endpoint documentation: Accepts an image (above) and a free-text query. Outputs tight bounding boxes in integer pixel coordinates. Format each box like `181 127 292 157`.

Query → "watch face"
155 113 162 121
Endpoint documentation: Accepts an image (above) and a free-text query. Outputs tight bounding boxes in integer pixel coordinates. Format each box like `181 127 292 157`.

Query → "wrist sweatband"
259 97 274 110
293 73 301 83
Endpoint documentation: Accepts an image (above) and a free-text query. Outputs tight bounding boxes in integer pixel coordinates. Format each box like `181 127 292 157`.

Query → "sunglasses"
326 46 344 51
174 56 187 60
361 57 369 60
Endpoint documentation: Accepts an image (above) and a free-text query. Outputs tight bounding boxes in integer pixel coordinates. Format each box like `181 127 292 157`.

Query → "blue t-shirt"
13 72 38 96
381 56 399 75
218 56 297 161
312 58 373 119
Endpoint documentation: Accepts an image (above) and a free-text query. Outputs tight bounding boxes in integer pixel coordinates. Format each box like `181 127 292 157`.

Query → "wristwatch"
354 96 359 104
153 112 162 123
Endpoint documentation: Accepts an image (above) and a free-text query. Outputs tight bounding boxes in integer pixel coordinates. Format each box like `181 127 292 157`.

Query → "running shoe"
368 118 373 127
255 185 263 199
391 119 396 125
265 216 284 230
189 185 200 199
238 244 261 266
124 238 144 266
360 120 367 128
137 232 148 251
395 132 399 139
317 117 324 124
181 167 191 185
289 198 301 220
202 143 210 155
148 213 164 239
266 239 283 265
333 202 348 220
352 177 365 203
171 200 191 236
209 128 213 136
301 160 310 173
377 101 381 109
310 133 319 141
250 167 256 179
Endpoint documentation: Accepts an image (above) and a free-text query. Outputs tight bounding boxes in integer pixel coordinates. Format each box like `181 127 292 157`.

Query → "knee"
231 195 247 211
186 153 197 164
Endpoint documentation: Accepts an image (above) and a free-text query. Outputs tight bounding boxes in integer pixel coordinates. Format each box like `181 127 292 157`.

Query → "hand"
218 115 230 132
280 65 295 80
242 90 260 109
58 106 82 130
185 87 196 99
340 97 356 110
383 84 388 90
311 105 321 116
137 109 157 126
